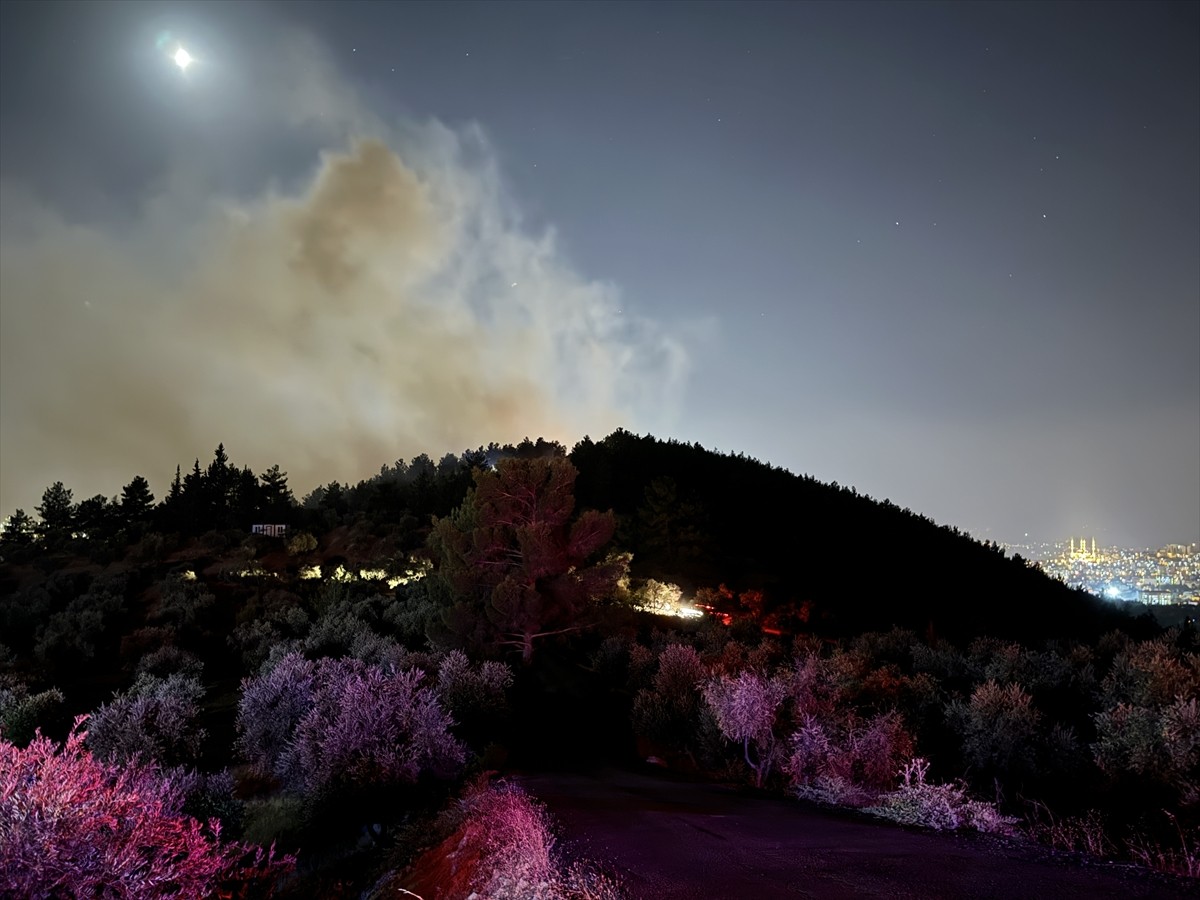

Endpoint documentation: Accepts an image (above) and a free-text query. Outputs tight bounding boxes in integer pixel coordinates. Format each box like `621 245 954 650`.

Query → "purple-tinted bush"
237 652 465 796
436 649 514 718
136 644 204 681
236 653 316 778
0 719 292 899
282 661 465 795
865 758 1017 834
785 710 913 803
702 670 788 786
86 673 206 768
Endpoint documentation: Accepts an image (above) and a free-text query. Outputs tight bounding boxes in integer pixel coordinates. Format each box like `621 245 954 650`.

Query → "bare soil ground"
517 767 1193 899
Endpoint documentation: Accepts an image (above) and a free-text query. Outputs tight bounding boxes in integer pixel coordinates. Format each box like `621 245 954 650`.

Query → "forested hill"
569 430 1147 643
0 430 1147 646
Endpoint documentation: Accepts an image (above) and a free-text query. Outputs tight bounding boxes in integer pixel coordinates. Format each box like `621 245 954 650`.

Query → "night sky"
1 1 1196 548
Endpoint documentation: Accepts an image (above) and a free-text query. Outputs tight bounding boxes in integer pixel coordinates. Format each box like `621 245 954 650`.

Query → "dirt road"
517 767 1191 899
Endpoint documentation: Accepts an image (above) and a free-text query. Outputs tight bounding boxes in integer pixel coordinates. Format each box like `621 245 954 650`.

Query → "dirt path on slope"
516 767 1191 899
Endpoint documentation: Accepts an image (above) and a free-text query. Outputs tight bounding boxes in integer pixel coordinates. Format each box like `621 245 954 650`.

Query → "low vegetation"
1 432 1195 894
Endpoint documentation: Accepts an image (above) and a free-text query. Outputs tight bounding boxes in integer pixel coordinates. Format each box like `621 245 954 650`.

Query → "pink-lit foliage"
236 653 316 780
400 778 624 900
237 653 465 795
786 710 914 805
0 717 292 899
702 670 788 786
866 757 1017 834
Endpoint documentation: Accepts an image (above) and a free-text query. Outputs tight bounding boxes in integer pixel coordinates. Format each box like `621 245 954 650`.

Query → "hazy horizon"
1 1 1196 549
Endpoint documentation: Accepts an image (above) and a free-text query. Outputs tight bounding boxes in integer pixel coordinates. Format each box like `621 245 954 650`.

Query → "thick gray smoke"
0 32 687 514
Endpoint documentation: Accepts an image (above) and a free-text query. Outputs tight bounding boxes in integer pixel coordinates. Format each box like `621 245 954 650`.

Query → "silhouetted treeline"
568 430 1152 644
3 430 1152 647
0 437 567 557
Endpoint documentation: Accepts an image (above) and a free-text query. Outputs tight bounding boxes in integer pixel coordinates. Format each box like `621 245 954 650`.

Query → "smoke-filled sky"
1 1 1197 548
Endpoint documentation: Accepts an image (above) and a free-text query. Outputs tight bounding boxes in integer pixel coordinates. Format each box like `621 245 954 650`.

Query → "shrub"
702 670 788 786
152 579 215 630
435 649 514 719
236 653 317 778
0 682 64 746
785 710 913 803
787 651 852 720
865 758 1017 834
229 605 311 672
589 635 633 686
33 579 128 671
451 780 558 896
85 673 207 768
1093 697 1200 803
127 531 169 564
282 661 465 796
631 644 705 749
237 653 465 796
398 779 626 900
0 719 292 899
137 645 204 681
286 531 318 556
1100 638 1200 709
947 680 1042 783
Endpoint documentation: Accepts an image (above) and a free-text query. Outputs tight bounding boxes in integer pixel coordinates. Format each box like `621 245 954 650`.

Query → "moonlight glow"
173 47 193 71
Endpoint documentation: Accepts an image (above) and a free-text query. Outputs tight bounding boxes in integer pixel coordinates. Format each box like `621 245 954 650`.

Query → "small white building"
251 524 288 538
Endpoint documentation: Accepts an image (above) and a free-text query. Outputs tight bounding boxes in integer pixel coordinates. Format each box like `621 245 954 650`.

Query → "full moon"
173 47 193 71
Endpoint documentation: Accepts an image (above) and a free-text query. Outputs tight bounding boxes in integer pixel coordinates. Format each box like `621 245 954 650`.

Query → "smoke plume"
0 31 687 514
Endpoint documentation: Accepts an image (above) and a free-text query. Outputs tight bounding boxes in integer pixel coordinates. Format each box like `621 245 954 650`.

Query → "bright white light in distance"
173 48 193 71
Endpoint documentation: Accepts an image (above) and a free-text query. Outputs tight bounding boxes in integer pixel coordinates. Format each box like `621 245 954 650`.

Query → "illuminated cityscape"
1003 538 1200 606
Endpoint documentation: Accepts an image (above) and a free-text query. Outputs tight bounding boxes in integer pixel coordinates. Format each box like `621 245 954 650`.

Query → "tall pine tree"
428 457 622 663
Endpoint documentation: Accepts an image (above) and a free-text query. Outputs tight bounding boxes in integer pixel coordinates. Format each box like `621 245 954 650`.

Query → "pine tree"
259 465 294 519
1 509 35 545
180 460 207 533
231 466 261 525
35 482 75 542
429 457 622 663
119 476 155 523
75 495 114 540
157 466 184 532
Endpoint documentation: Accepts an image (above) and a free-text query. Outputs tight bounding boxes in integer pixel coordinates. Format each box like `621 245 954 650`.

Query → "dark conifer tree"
75 495 116 541
1 508 35 545
259 464 295 519
35 482 75 543
428 456 622 663
119 476 155 524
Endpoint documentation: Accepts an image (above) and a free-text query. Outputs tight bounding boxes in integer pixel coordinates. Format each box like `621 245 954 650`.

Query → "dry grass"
1126 812 1200 879
390 778 626 900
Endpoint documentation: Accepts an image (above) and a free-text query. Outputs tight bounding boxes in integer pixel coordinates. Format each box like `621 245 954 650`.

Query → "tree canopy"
429 457 622 663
